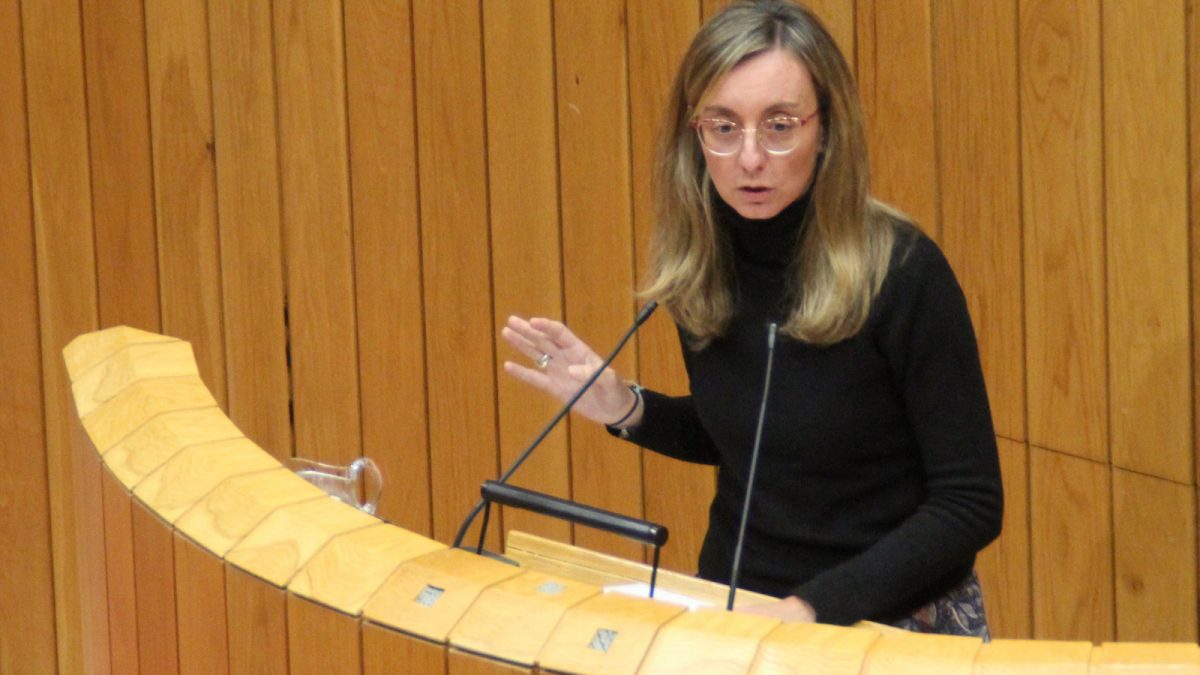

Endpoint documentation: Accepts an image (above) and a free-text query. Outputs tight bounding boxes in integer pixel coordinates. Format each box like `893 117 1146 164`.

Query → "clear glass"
693 110 818 156
288 456 383 515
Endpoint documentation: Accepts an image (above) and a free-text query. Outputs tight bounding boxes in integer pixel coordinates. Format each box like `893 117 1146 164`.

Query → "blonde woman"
502 0 1001 636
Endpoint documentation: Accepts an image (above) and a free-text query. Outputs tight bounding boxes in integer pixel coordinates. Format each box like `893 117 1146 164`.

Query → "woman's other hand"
500 315 641 427
736 595 817 623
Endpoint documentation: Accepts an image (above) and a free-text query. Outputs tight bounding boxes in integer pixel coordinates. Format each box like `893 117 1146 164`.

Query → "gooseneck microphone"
726 322 779 611
451 300 659 550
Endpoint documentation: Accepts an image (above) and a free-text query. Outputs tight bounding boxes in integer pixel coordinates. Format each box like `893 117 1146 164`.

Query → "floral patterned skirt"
889 570 990 639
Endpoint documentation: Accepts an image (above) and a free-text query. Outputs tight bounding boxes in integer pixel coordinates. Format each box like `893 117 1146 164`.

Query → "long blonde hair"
647 0 901 347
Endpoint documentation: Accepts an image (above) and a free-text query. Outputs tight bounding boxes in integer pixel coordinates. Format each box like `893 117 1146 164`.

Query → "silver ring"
535 353 552 369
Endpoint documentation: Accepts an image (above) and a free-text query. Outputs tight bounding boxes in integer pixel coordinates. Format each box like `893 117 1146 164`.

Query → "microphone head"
635 300 659 325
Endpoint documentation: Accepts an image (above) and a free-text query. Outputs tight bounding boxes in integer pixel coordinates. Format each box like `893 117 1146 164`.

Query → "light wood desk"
62 326 1200 674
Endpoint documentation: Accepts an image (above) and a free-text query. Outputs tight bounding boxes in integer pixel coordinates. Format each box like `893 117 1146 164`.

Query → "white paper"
602 582 713 610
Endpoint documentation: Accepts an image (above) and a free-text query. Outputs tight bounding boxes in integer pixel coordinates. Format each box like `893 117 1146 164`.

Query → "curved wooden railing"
64 326 1200 674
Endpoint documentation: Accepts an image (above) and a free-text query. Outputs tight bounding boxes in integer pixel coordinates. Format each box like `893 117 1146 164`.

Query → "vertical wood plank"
102 470 139 674
555 0 642 559
1030 448 1113 641
22 0 101 668
286 595 361 675
856 0 938 232
702 0 733 20
345 0 432 534
447 649 531 674
1193 0 1200 489
80 0 161 331
175 534 229 675
1019 0 1106 463
1103 0 1191 484
274 0 363 466
627 0 713 573
483 0 570 544
74 425 112 674
226 566 288 675
805 0 855 70
0 1 57 670
133 502 179 674
207 0 293 460
1112 469 1197 641
932 0 1024 443
363 622 447 675
144 0 227 407
975 438 1031 639
412 0 499 547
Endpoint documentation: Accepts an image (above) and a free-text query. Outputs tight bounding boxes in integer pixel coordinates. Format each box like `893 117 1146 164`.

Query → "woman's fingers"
504 316 569 370
505 315 604 371
528 317 603 364
502 360 551 389
528 317 580 351
500 325 543 362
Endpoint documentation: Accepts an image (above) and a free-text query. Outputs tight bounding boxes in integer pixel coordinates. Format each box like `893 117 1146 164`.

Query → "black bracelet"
608 384 641 428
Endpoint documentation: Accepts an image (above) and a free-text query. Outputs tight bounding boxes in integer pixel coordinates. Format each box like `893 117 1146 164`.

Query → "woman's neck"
718 191 812 267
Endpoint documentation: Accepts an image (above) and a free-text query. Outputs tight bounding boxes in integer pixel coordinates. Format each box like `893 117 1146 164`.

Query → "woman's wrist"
607 383 643 429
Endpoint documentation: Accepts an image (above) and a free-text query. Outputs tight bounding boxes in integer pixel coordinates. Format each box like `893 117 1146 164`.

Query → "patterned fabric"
890 570 990 639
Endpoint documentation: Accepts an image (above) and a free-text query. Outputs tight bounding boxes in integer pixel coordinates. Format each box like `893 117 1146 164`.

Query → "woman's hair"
647 0 903 347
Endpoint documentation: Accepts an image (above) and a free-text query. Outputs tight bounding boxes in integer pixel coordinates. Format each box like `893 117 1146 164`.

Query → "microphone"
451 300 659 549
726 322 779 611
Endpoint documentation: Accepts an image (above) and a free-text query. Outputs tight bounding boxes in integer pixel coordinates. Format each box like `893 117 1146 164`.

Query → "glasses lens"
698 119 740 154
760 116 800 153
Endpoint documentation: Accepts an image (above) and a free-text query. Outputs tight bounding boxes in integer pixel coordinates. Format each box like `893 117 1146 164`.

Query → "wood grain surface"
859 631 981 675
144 0 227 409
207 0 293 461
1019 0 1106 462
1030 447 1113 640
749 622 879 675
1103 0 1191 484
973 638 1091 675
344 0 432 534
537 592 684 675
638 608 780 673
22 0 100 666
174 534 230 675
0 1 56 664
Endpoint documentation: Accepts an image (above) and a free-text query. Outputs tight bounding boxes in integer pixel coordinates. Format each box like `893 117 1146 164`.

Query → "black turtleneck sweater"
619 195 1003 626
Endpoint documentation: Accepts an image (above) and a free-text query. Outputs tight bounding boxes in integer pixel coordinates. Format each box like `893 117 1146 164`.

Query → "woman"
501 0 1002 636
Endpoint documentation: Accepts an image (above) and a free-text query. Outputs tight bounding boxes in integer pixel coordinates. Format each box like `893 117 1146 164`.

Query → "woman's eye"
709 121 737 135
765 118 796 133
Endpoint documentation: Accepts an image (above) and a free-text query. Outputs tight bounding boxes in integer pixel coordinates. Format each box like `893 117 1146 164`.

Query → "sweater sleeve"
606 389 723 466
791 236 1004 625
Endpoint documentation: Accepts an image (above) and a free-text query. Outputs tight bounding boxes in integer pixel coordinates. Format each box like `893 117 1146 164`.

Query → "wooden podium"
63 327 1200 674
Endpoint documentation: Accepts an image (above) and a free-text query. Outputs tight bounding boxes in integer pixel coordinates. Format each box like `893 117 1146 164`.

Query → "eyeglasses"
691 110 819 156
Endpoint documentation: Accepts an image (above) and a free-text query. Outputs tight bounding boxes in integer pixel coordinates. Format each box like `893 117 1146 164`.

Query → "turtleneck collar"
716 189 812 267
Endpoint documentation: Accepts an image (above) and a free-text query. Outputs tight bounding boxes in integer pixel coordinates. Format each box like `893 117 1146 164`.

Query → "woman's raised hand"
501 315 638 427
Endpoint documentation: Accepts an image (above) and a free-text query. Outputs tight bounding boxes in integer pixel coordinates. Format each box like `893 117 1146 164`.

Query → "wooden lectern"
63 327 1200 673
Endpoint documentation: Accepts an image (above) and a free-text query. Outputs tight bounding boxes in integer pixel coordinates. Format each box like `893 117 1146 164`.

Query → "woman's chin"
730 198 785 221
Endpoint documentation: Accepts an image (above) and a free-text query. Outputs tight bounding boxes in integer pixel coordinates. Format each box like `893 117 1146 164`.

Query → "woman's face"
696 49 822 220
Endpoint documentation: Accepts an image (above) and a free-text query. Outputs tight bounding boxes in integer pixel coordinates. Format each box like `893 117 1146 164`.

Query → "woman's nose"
737 129 767 171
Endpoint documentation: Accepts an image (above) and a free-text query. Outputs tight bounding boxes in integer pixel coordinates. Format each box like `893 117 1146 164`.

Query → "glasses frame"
691 110 820 157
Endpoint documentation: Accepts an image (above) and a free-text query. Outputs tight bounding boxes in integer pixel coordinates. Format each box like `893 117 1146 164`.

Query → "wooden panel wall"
0 0 58 671
4 2 1200 670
